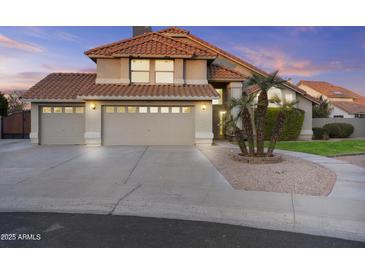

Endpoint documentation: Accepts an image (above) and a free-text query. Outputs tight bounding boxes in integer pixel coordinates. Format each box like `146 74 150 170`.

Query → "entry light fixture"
201 104 207 111
90 103 96 110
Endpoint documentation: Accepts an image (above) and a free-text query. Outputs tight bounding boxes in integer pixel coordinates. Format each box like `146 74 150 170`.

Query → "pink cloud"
0 34 43 53
233 46 343 77
41 63 95 73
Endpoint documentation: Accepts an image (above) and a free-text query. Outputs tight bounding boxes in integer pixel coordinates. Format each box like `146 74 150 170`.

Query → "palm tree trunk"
255 90 268 156
267 111 286 156
242 107 255 155
235 127 248 155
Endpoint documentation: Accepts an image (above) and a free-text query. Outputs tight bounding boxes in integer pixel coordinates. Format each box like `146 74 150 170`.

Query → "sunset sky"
0 26 364 95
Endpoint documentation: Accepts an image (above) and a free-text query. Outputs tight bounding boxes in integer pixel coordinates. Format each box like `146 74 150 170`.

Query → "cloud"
41 63 95 72
55 31 79 42
0 34 43 53
233 45 343 77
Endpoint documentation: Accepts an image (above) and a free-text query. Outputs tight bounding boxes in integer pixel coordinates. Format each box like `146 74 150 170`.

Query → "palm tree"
266 95 299 156
245 71 287 156
228 85 257 155
225 114 249 155
312 95 332 118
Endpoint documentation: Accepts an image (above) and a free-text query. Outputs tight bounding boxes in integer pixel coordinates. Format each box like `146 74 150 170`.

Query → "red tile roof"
23 73 219 100
85 32 216 59
23 73 95 100
331 101 365 114
298 80 365 105
208 64 247 81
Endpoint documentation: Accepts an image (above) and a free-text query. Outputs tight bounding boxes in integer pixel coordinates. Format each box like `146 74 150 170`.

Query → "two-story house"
23 27 318 146
298 80 365 118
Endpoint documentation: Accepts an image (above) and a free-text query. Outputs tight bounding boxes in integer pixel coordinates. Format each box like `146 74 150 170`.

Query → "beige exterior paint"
299 83 355 117
30 103 39 144
83 100 213 146
174 58 184 84
297 94 313 140
102 106 194 145
185 60 208 84
96 58 130 84
39 106 85 145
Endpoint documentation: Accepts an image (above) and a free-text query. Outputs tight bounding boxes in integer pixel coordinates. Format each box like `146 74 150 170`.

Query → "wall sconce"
90 103 96 110
201 104 207 111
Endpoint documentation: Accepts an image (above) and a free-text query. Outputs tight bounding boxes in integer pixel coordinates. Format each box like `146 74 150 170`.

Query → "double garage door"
39 105 195 146
102 105 195 146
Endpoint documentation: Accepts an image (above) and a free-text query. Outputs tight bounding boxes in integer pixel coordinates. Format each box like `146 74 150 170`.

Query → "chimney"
133 26 152 37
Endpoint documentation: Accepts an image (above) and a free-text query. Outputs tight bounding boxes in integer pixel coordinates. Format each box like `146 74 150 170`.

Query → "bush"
312 127 329 140
259 108 305 141
323 123 354 138
0 92 8 117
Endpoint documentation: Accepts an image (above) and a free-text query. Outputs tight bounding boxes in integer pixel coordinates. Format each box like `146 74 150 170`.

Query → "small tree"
7 92 25 114
313 96 332 118
266 95 299 156
0 92 8 117
245 71 287 156
228 85 257 155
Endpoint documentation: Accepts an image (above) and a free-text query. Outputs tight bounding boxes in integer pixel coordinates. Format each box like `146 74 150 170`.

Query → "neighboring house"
298 80 365 118
23 27 318 146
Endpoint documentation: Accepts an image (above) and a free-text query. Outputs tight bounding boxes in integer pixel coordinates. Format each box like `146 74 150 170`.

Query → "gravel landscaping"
199 145 336 196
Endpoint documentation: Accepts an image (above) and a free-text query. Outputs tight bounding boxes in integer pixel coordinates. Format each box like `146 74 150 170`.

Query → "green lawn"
270 140 365 157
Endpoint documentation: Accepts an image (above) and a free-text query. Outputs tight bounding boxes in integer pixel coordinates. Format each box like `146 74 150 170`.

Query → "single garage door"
102 105 194 145
40 106 85 145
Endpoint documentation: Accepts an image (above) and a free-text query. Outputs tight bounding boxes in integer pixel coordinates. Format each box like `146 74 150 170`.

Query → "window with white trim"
64 107 73 113
128 106 137 113
106 106 115 113
182 107 191 113
53 107 62 113
160 107 169 113
150 107 159 113
117 106 126 113
131 59 150 83
171 107 180 113
155 60 174 84
212 89 223 105
75 107 84 114
139 106 148 113
42 107 52 113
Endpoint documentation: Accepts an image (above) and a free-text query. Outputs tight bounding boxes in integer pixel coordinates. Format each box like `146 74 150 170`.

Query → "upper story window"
131 59 150 83
212 89 223 105
155 60 174 84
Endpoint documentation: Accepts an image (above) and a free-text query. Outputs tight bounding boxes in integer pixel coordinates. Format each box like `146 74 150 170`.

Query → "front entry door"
213 105 227 140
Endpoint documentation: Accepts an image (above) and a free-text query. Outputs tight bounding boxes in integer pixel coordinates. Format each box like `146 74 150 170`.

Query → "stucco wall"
331 105 354 118
313 118 365 137
185 60 208 84
96 58 130 84
30 103 39 144
297 94 313 140
174 59 184 84
84 100 213 145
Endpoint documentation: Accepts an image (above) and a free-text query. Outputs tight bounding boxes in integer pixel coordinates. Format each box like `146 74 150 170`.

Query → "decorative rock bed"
231 153 283 164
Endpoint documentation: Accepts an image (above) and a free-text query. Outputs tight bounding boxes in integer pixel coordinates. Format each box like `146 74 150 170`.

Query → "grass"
269 140 365 157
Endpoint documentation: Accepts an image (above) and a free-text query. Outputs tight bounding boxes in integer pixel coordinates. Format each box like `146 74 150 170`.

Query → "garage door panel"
103 106 194 146
40 107 85 145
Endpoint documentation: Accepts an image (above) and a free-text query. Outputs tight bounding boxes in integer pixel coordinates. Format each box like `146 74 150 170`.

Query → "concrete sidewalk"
0 141 365 242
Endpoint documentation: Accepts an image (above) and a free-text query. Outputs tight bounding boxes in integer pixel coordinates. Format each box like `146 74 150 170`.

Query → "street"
0 213 364 248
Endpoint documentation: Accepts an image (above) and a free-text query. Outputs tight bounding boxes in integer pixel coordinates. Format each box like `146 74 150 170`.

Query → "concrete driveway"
0 140 229 213
1 140 365 242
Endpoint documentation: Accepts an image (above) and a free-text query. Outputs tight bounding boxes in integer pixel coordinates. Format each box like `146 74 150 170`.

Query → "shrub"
323 123 354 138
260 108 305 141
0 92 8 117
312 127 329 140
